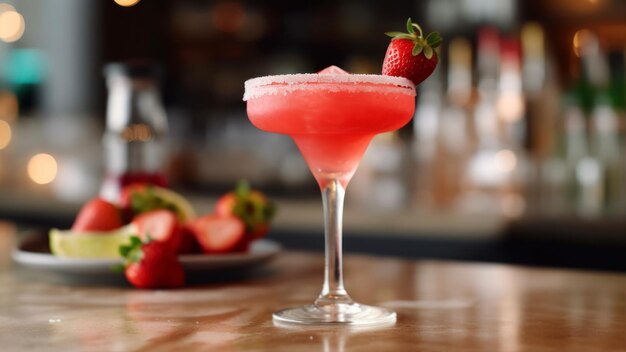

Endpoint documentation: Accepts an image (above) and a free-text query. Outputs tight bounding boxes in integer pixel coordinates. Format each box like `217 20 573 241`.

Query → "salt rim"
244 83 415 101
243 73 415 101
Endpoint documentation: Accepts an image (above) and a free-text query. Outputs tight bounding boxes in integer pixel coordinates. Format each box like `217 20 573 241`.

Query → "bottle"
590 92 622 213
607 51 626 212
100 62 169 202
562 93 591 215
435 37 472 209
571 31 610 217
464 27 504 214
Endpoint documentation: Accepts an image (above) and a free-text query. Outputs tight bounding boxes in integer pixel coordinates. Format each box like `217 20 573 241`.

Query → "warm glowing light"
114 0 141 7
211 1 245 33
0 90 18 122
121 123 152 142
497 93 525 122
573 29 592 58
27 153 58 185
0 9 24 43
521 22 544 56
0 120 10 150
494 149 517 173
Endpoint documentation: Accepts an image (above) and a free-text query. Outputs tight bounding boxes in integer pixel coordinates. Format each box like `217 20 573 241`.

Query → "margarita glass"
244 68 415 326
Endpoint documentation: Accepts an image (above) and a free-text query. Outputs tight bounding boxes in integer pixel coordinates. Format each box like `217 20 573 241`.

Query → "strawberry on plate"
187 214 246 254
177 224 202 255
382 18 442 85
72 198 123 233
131 209 181 252
215 181 276 240
120 236 185 289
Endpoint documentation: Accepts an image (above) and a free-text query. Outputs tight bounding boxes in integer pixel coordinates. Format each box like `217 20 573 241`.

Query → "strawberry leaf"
130 187 180 217
385 31 404 38
406 18 414 34
119 244 131 257
387 33 415 41
235 180 251 198
120 236 144 265
412 44 423 56
130 236 142 246
424 46 434 59
426 32 443 48
127 246 143 264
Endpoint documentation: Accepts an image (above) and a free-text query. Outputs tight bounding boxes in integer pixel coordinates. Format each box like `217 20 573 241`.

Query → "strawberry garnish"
72 198 123 233
119 236 185 289
188 214 246 254
382 18 442 85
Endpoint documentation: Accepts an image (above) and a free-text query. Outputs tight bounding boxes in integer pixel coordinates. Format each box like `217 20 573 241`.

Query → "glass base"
273 302 396 327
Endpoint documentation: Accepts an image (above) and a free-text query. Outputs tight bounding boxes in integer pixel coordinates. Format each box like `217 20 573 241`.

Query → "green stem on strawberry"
234 180 251 199
409 19 423 37
385 18 441 60
119 236 145 265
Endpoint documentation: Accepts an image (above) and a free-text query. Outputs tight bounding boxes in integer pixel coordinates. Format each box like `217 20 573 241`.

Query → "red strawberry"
215 181 276 240
177 224 202 255
119 183 148 216
382 18 442 85
188 214 245 254
72 198 123 232
247 222 270 240
120 236 185 289
232 237 252 253
214 193 237 217
131 210 181 252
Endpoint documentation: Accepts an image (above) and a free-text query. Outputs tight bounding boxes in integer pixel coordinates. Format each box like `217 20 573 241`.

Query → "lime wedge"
49 225 136 259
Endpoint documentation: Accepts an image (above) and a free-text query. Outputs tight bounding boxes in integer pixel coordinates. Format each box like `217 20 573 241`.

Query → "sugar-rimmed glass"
244 72 415 326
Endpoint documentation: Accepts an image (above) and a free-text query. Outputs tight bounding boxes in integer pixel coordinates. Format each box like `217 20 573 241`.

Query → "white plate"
13 234 282 275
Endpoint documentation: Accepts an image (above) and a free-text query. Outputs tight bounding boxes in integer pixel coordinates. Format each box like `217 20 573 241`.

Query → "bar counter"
1 223 625 351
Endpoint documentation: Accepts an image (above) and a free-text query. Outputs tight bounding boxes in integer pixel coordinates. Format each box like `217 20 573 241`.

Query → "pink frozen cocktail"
244 67 415 326
245 67 415 188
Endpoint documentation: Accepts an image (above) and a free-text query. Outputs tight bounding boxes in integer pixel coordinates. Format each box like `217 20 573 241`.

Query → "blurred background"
0 0 624 270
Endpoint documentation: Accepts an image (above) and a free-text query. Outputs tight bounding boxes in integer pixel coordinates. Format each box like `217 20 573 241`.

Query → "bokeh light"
0 120 11 150
0 6 25 43
494 149 517 173
114 0 141 7
121 123 152 142
497 93 525 122
211 1 245 33
27 153 58 185
572 29 592 58
0 90 18 122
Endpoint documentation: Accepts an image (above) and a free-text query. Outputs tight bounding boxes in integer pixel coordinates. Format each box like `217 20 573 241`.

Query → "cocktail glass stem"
315 178 353 307
272 174 396 326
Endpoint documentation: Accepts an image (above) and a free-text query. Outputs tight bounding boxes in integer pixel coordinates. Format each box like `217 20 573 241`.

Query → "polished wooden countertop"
1 222 625 351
